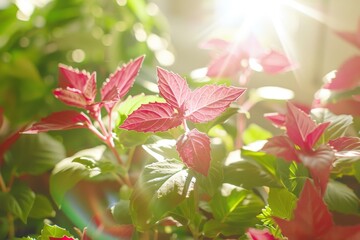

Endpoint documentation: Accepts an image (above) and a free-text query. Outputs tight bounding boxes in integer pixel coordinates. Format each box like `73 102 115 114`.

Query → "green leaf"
268 188 297 219
0 181 35 223
224 150 281 188
28 194 56 219
7 133 66 175
142 139 179 161
111 200 132 225
311 108 353 142
242 123 272 145
204 184 264 237
39 224 73 240
324 180 360 215
50 146 106 206
130 158 194 231
72 156 126 176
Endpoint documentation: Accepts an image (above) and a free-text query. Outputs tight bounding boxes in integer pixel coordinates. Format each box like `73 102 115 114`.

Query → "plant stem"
183 119 190 133
7 213 14 239
0 172 8 192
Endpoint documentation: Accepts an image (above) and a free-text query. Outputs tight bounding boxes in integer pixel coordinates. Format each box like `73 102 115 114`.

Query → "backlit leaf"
58 64 92 91
120 102 182 132
157 67 191 112
285 102 319 150
310 108 353 142
0 181 35 223
101 56 144 110
256 50 295 74
130 158 194 231
185 85 245 123
22 111 91 134
176 129 211 176
6 133 66 175
28 194 56 219
39 224 73 240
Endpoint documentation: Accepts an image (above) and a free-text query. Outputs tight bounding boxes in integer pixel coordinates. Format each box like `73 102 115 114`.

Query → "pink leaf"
185 85 245 123
120 102 182 132
324 56 360 91
157 67 191 112
274 179 360 240
49 237 75 240
285 102 318 150
82 72 97 103
22 110 92 134
262 136 300 163
58 64 92 90
206 53 245 79
264 112 286 128
257 50 296 74
274 180 333 239
101 56 144 109
329 137 360 160
176 129 211 176
298 145 335 195
305 122 330 149
53 88 87 108
199 38 230 50
334 20 360 50
247 228 277 240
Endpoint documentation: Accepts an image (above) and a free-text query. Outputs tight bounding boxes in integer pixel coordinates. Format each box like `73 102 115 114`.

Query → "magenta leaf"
257 50 295 74
157 67 191 112
305 122 330 149
82 72 97 103
274 179 360 240
101 56 144 110
298 145 335 195
329 136 360 154
262 136 300 163
264 112 286 128
324 56 360 91
274 180 333 239
185 85 245 123
285 102 319 150
176 129 211 176
49 237 75 240
247 228 276 240
206 53 244 79
22 111 92 134
53 88 87 108
120 102 182 132
58 64 92 90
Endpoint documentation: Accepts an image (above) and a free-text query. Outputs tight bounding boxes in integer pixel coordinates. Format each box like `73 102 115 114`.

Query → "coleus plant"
120 67 246 175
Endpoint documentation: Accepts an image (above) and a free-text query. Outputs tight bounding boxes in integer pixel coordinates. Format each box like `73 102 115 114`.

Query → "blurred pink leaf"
325 56 360 91
298 145 334 194
22 110 92 134
53 88 87 108
264 112 286 128
203 35 295 83
247 228 277 240
101 56 144 111
120 102 182 132
257 50 296 74
335 20 360 49
176 129 211 176
157 67 191 112
274 179 360 240
49 237 75 240
185 85 245 123
262 135 300 163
